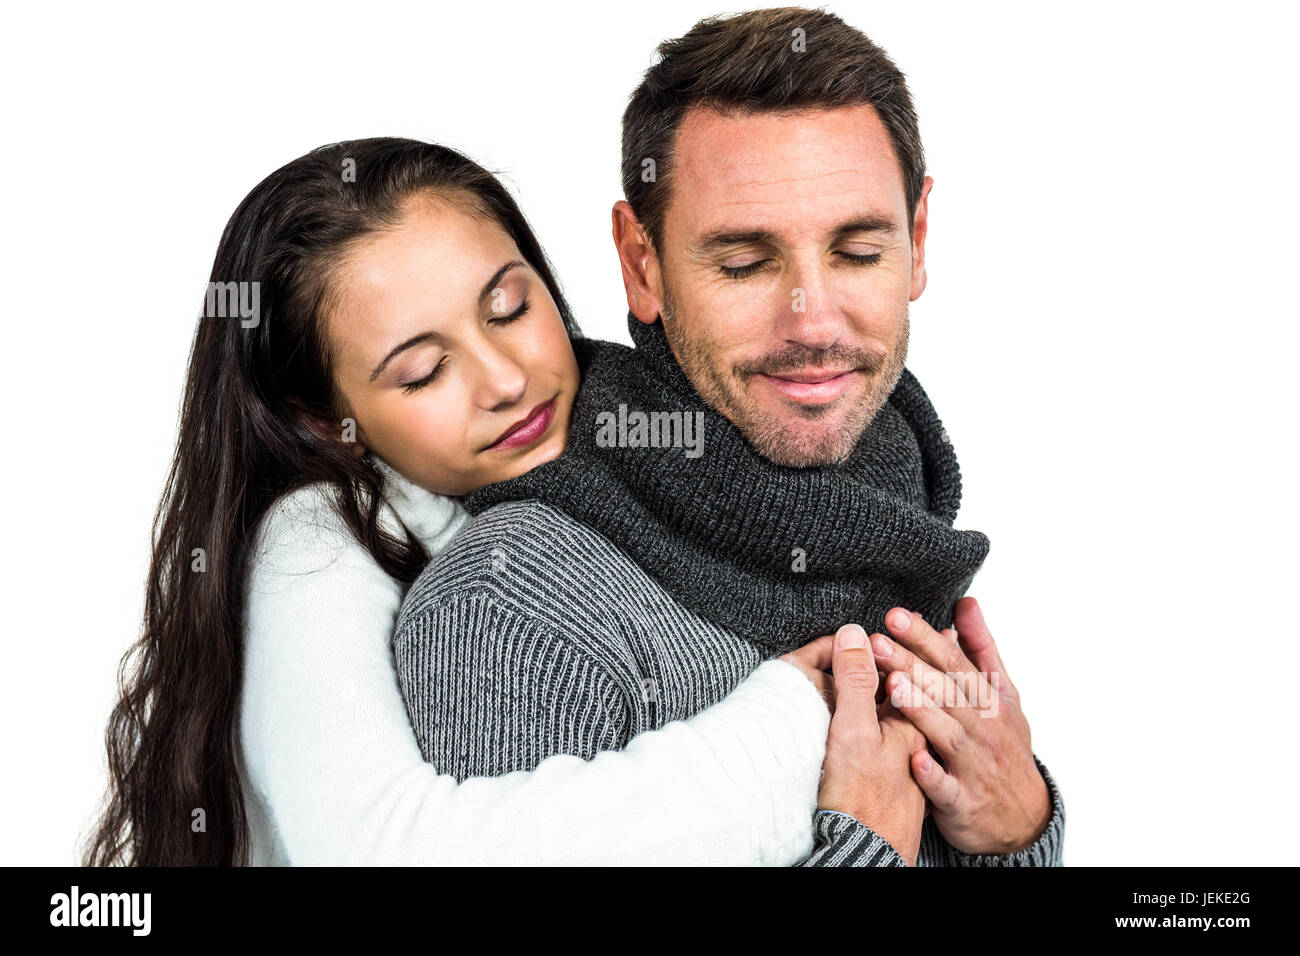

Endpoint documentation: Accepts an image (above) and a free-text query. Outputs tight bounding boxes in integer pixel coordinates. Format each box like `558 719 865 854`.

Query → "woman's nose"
471 345 529 411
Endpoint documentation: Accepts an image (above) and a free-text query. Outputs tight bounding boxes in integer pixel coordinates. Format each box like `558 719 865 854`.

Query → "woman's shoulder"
247 482 369 582
246 469 469 583
258 480 362 544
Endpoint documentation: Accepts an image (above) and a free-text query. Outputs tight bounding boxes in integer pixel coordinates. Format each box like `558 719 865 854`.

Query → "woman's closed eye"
489 296 531 325
400 356 448 394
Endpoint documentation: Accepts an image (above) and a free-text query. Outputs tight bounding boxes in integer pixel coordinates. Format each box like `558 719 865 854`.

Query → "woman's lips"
485 397 557 451
756 369 861 404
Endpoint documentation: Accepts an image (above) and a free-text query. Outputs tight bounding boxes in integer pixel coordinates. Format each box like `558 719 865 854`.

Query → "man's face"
645 104 929 466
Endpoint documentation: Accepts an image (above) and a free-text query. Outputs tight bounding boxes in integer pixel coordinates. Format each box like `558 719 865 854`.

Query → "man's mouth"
755 368 862 404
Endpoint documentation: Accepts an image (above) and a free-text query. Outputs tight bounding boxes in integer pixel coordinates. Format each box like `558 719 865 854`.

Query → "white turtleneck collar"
367 454 470 555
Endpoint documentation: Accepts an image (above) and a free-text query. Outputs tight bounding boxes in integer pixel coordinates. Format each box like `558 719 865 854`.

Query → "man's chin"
735 415 863 467
705 377 882 466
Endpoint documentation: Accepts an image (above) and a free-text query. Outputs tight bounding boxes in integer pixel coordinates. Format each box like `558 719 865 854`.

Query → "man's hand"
869 596 1052 855
786 623 929 865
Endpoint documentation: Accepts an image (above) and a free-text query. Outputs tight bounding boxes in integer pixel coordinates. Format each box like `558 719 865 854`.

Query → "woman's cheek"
409 402 453 456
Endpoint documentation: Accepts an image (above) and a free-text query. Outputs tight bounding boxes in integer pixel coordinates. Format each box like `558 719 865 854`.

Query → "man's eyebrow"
832 215 900 238
693 229 777 254
369 259 525 382
693 216 901 255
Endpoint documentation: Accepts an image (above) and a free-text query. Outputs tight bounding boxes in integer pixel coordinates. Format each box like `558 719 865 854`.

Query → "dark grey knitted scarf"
464 314 990 654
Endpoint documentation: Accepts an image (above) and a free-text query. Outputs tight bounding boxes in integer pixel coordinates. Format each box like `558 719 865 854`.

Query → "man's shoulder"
396 499 650 629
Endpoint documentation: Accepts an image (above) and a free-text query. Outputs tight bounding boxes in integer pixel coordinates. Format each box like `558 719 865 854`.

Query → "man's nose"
780 261 846 352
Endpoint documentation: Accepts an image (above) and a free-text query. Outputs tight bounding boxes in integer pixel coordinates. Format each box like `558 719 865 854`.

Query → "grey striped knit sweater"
392 499 1065 866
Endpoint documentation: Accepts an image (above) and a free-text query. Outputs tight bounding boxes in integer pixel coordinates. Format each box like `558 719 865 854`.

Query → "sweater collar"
368 455 469 553
465 315 989 653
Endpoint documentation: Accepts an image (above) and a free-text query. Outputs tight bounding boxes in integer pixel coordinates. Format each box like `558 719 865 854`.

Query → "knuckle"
941 642 966 676
947 722 968 754
836 654 878 686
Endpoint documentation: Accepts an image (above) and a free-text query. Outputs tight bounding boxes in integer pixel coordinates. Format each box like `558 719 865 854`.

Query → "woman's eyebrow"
370 331 444 382
369 259 526 382
479 259 525 305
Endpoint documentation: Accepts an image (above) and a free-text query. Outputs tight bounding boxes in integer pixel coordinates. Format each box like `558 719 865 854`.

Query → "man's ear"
287 397 369 458
612 200 666 326
909 175 934 302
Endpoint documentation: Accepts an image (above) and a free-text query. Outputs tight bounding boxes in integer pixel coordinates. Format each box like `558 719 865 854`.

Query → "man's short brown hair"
621 6 925 252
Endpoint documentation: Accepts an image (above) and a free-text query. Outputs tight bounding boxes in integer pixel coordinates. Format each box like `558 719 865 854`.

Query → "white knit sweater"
237 457 832 865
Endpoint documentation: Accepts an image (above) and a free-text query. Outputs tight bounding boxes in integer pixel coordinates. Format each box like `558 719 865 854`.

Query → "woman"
84 137 833 866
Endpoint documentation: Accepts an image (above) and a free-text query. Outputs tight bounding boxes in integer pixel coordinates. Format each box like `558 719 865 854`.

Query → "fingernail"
889 608 911 632
836 624 867 649
918 752 932 771
890 674 911 706
871 633 893 658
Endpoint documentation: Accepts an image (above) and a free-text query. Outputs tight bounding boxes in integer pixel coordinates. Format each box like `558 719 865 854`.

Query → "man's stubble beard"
659 282 910 467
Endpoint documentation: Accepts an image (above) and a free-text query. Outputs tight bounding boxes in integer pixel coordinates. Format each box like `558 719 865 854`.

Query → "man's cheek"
708 290 779 348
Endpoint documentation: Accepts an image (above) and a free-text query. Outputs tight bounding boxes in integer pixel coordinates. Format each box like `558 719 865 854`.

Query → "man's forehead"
667 104 905 233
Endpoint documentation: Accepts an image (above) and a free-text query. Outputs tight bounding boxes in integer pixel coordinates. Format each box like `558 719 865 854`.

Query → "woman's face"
323 193 580 496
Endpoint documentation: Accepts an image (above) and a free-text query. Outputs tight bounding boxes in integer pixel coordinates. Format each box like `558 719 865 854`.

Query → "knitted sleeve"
799 811 909 866
394 589 630 778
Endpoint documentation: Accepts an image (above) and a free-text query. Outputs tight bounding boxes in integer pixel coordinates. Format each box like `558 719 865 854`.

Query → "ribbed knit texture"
464 314 991 653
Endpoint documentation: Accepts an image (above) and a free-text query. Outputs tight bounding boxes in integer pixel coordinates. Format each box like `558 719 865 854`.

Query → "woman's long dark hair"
83 138 580 866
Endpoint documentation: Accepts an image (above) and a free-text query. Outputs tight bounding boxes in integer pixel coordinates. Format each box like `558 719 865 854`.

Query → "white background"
1 0 1296 865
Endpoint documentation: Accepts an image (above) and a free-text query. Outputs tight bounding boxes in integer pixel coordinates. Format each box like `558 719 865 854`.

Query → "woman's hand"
780 633 835 709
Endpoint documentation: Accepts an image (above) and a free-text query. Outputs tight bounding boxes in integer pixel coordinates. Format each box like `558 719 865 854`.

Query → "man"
393 6 1063 866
